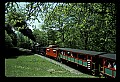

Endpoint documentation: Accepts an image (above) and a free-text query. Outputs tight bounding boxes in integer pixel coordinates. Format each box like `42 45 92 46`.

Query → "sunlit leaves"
5 2 116 52
42 3 116 53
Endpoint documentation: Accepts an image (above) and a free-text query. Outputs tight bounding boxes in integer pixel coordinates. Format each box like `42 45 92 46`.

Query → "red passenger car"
99 53 116 78
58 48 106 75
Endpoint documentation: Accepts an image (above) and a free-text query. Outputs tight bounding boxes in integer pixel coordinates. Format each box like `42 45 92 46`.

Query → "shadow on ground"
5 47 34 59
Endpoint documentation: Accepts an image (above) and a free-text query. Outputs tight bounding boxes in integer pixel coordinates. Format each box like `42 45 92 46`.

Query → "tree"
5 30 13 48
5 2 116 53
33 29 48 47
43 3 116 53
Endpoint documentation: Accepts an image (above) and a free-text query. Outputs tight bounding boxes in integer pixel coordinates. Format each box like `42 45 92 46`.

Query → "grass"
5 55 98 78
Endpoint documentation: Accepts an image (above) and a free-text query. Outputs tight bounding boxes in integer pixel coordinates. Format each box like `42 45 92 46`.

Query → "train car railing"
59 52 90 69
82 60 87 67
104 66 116 78
78 59 83 65
75 58 79 64
67 56 71 61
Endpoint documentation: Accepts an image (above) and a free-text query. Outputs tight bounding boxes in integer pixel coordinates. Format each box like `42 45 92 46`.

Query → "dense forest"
5 2 116 53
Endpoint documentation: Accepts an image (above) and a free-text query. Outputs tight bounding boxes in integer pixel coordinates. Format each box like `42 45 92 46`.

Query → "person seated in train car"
103 60 108 67
113 62 116 70
64 51 66 55
71 53 73 57
103 60 106 66
108 62 112 68
114 64 116 70
61 51 63 55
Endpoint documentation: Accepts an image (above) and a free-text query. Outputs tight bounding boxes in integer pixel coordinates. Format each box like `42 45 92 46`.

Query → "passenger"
64 52 65 55
113 62 116 70
114 64 116 70
71 53 73 57
61 51 63 55
108 62 112 68
103 60 106 66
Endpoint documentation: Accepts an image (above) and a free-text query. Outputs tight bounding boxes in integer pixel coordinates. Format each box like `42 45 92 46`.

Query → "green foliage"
5 2 116 53
5 30 14 47
33 29 48 46
16 31 34 49
43 3 116 53
5 2 38 48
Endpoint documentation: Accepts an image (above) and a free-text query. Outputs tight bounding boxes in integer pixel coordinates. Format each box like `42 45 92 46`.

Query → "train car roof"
52 48 59 50
59 48 106 56
40 47 47 48
48 45 58 48
59 48 73 51
53 48 69 50
99 53 116 60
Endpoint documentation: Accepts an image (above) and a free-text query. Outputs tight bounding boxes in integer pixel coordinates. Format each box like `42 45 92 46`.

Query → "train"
34 44 116 78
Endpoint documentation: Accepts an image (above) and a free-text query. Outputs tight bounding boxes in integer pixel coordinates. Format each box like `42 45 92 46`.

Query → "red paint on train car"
46 48 58 58
46 45 58 58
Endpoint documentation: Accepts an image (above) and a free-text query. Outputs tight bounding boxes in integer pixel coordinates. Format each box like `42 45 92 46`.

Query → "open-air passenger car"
58 48 107 75
99 53 116 78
